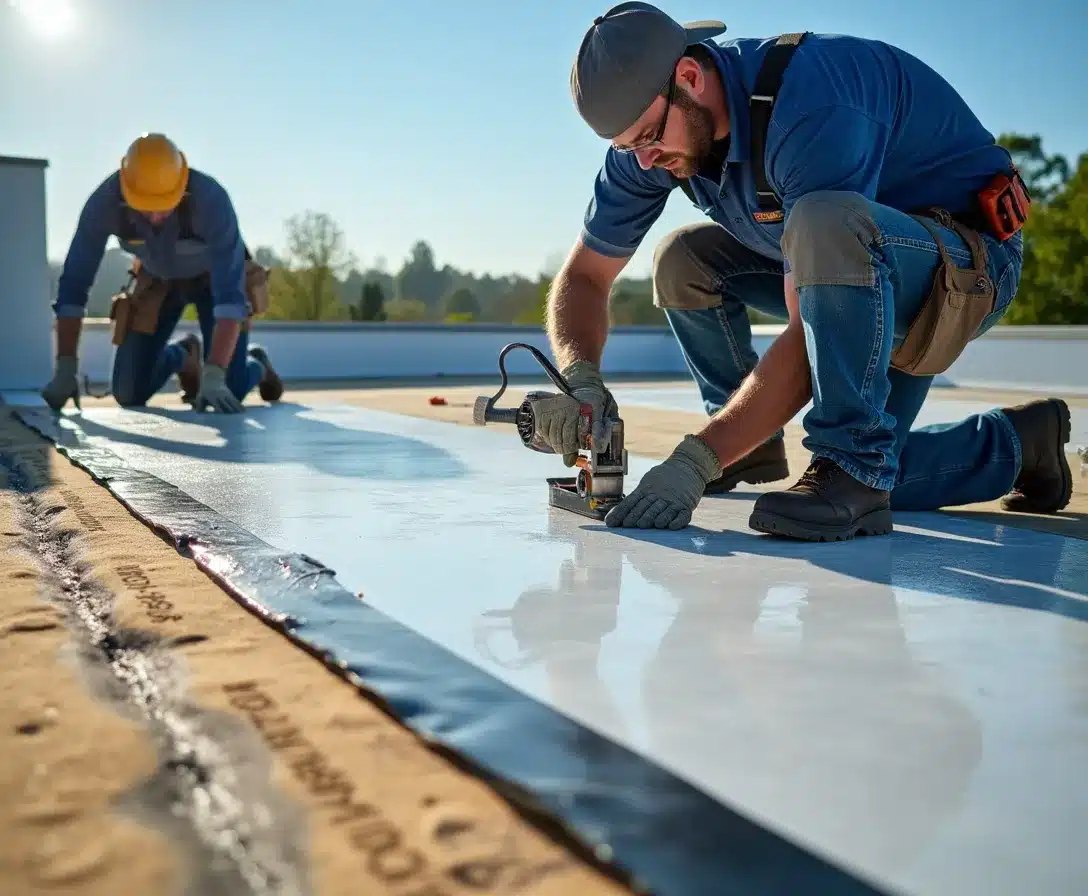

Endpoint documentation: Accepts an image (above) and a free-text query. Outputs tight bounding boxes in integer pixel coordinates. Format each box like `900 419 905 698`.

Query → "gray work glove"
604 434 721 530
531 360 618 466
40 355 80 411
193 363 244 413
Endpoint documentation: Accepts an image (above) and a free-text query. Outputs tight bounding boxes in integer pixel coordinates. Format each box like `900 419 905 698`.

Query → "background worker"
41 132 283 414
536 2 1072 540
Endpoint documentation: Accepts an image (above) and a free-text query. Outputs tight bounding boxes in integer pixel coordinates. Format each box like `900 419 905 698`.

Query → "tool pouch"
109 260 170 346
109 291 132 346
240 259 271 332
890 210 995 377
244 259 270 316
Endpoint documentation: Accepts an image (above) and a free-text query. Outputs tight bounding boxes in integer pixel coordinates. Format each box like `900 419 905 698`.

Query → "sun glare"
10 0 77 41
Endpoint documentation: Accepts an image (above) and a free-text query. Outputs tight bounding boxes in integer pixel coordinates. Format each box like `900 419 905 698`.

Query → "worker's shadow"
34 400 470 482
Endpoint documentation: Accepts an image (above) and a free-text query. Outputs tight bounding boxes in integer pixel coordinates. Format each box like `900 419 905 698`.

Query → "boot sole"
248 346 284 403
1002 398 1072 514
177 335 201 403
1053 399 1073 511
704 459 790 495
748 505 894 542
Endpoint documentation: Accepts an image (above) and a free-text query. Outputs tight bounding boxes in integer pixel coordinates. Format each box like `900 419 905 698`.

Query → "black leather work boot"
703 437 790 495
176 333 202 404
748 456 893 541
1000 398 1072 514
248 344 284 403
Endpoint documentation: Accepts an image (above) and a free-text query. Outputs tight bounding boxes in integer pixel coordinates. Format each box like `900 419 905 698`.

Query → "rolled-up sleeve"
580 149 673 258
193 177 248 321
53 177 115 319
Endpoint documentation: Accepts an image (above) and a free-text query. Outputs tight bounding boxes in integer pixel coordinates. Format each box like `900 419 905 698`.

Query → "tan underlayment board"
0 410 629 896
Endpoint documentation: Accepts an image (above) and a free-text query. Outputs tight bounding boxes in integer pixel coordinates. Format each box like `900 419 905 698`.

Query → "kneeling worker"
538 3 1072 539
42 132 283 413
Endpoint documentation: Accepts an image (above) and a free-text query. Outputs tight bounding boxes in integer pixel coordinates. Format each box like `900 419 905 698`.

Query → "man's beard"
653 93 715 178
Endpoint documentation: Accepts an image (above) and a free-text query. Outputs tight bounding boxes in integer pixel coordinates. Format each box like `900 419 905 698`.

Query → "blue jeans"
111 277 264 407
653 191 1025 511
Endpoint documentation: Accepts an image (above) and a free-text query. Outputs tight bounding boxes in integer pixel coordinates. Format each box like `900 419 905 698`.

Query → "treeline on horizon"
50 132 1086 327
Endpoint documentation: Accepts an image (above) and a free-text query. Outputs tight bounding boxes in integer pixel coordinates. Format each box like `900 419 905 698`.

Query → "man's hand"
193 363 244 413
532 360 619 466
529 393 590 462
562 360 617 465
40 355 80 411
604 434 721 530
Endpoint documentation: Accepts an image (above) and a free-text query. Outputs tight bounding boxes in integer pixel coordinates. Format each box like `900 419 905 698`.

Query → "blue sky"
2 0 1084 279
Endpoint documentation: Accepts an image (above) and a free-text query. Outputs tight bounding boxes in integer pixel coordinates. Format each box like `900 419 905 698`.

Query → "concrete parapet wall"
65 319 1088 393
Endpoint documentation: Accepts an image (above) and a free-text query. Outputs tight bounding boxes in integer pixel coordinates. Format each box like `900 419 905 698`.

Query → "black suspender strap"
749 32 808 213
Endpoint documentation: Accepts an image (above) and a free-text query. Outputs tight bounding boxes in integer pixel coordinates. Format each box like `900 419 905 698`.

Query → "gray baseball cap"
571 2 727 139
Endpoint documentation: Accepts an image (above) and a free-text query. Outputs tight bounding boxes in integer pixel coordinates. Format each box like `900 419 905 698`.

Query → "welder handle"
476 401 518 425
490 407 519 424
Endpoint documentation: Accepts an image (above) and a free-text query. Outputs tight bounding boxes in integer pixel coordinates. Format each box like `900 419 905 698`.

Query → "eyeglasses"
612 73 675 154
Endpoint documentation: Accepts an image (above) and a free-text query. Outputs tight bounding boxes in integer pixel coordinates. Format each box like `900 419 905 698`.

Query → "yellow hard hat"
118 133 189 212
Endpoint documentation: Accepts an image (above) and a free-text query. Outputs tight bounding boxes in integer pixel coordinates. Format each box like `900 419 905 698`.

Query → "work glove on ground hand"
193 363 244 414
604 434 721 530
40 355 80 411
531 361 619 466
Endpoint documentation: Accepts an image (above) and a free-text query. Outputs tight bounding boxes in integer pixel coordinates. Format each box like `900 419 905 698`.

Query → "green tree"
349 281 387 321
253 246 283 269
443 286 480 322
274 211 357 320
1003 150 1088 325
394 240 452 311
991 133 1086 325
384 297 428 321
515 276 553 326
998 133 1071 203
609 278 666 326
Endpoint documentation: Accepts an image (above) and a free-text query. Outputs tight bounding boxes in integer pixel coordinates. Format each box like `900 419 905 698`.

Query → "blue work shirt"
54 167 249 320
581 33 1013 268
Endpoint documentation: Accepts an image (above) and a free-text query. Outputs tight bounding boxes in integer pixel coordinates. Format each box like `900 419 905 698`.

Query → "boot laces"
794 457 842 495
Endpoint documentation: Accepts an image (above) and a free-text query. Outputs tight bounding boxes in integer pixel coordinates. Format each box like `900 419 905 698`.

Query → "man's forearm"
696 322 812 469
545 269 610 370
55 317 83 359
208 318 242 368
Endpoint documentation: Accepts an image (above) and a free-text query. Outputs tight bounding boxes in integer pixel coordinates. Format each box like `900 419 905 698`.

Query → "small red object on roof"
429 396 447 406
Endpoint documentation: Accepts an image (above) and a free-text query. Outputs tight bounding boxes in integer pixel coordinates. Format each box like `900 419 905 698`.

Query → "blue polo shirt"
54 167 249 320
581 33 1013 266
